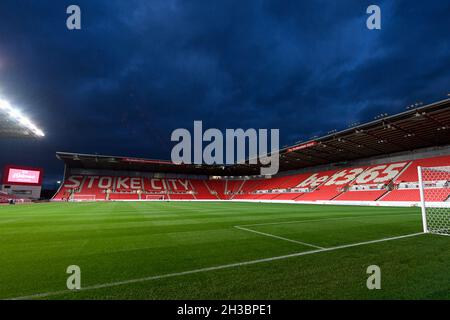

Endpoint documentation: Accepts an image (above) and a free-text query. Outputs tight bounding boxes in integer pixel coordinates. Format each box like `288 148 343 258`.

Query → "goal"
418 166 450 236
71 194 96 202
145 194 166 200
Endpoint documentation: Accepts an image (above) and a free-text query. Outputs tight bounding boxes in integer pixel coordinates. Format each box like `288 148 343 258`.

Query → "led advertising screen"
2 166 43 186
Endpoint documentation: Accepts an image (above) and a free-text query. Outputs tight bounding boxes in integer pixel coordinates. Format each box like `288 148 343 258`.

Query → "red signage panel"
287 141 318 153
2 165 44 186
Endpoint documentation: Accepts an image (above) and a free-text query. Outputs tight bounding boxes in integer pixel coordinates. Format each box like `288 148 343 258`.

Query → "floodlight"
0 98 45 137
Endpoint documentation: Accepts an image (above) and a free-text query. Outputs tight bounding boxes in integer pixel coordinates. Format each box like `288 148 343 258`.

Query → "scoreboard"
1 165 43 199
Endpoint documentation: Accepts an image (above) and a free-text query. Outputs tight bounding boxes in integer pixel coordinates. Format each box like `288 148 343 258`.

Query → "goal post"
71 194 96 202
418 166 450 236
145 194 166 200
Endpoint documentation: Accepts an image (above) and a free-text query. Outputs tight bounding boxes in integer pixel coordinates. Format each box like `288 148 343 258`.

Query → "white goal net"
71 194 96 202
145 194 166 200
418 166 450 236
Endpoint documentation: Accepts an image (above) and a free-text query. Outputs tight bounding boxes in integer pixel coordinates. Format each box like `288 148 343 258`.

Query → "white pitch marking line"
6 232 424 300
234 225 324 249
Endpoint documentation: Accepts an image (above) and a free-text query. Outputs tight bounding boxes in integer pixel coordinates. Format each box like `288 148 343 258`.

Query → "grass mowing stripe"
7 232 424 300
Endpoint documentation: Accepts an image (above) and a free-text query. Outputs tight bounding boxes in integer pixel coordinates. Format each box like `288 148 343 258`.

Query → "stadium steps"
203 180 220 200
329 190 345 200
229 180 245 200
233 180 246 199
189 180 217 199
374 190 389 201
377 190 392 201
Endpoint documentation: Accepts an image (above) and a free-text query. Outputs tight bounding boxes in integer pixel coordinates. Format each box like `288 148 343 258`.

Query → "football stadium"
0 1 449 306
1 98 449 300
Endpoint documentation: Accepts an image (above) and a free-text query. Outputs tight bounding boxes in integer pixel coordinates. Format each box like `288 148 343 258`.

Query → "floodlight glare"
0 98 45 137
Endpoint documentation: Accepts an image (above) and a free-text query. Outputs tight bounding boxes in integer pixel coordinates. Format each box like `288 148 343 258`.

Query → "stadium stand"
0 191 31 204
52 154 450 204
380 155 450 201
53 99 450 204
0 191 12 204
394 155 450 183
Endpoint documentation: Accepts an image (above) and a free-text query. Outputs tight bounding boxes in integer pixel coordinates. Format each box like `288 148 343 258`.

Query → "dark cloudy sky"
0 0 449 184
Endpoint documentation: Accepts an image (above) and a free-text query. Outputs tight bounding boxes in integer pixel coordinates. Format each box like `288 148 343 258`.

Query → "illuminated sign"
2 166 43 186
287 141 318 152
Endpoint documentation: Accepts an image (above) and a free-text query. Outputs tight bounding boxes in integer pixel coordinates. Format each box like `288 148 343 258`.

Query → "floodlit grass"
0 201 449 300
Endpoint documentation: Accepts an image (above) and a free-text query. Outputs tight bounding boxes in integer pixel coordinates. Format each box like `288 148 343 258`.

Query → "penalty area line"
237 212 421 228
234 225 325 249
6 232 424 300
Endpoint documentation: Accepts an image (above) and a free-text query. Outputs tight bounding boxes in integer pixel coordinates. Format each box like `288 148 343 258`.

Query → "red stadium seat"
334 190 387 201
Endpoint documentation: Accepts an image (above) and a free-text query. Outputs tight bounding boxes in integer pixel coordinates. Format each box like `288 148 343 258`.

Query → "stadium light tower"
0 98 45 137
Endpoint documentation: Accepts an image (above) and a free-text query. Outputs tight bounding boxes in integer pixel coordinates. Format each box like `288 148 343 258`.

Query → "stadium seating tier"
53 155 450 203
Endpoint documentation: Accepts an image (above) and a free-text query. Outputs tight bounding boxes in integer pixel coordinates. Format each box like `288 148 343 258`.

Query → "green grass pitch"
1 201 449 300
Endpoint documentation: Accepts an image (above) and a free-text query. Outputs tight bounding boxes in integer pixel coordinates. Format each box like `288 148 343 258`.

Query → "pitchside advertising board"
1 165 44 199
